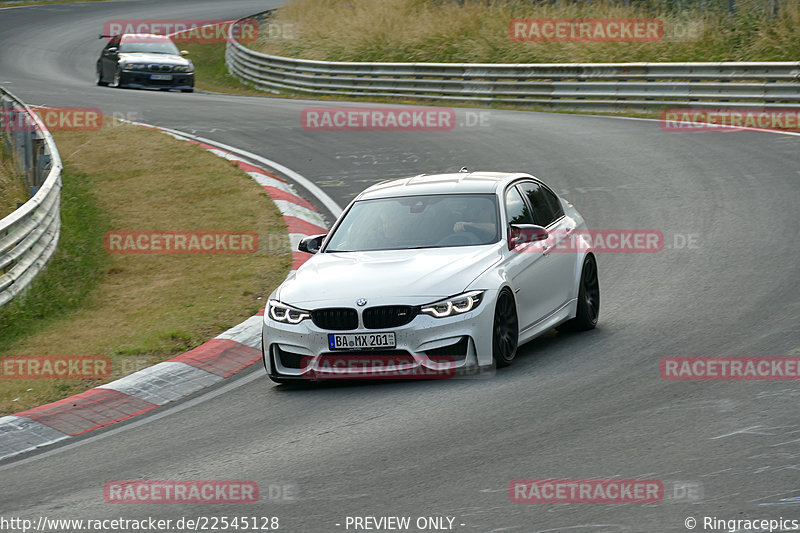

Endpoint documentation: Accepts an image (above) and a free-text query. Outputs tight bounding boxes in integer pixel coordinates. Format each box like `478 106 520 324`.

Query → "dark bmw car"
96 33 194 92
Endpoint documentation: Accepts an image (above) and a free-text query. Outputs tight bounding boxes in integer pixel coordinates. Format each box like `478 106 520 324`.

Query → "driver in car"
452 199 497 241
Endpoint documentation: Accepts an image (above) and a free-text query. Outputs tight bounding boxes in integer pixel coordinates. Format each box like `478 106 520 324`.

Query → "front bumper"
261 294 497 380
119 71 194 90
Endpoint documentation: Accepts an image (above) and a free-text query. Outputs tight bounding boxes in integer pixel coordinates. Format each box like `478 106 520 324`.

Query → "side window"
541 185 565 220
505 186 533 225
519 182 556 226
106 36 120 50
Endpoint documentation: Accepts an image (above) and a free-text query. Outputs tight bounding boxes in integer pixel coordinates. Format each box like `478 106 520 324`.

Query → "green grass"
0 166 110 352
180 41 270 96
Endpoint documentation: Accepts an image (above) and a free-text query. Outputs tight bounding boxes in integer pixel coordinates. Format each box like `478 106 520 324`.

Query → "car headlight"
421 290 484 318
267 299 310 324
172 65 193 73
122 63 147 71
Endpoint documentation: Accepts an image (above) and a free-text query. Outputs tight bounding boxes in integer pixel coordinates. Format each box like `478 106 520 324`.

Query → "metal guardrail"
0 87 62 307
225 11 800 112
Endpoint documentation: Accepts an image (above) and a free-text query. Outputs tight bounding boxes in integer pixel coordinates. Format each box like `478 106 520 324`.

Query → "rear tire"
492 288 519 368
558 254 599 332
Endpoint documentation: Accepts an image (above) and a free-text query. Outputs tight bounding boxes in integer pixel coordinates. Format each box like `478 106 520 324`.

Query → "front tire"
559 254 599 332
96 65 108 86
492 288 519 368
109 68 121 88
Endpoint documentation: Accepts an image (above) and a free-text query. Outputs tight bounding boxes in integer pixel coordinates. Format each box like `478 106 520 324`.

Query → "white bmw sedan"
261 171 599 382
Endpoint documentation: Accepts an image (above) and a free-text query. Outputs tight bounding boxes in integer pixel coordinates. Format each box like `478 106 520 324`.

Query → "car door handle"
565 226 574 234
542 245 552 255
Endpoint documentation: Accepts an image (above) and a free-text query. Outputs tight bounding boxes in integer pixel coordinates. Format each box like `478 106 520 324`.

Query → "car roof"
356 171 537 200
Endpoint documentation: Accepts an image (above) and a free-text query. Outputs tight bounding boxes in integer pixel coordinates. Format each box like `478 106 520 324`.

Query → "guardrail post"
36 152 51 191
0 86 63 307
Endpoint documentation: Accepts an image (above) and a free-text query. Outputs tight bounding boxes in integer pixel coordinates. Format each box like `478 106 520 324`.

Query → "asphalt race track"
1 1 800 531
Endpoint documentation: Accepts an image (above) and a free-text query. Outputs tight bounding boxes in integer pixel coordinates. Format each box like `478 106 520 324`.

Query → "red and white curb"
0 126 339 462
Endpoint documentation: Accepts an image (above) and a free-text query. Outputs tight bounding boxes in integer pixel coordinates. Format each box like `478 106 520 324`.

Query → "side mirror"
180 50 190 56
107 47 118 54
508 224 548 250
298 234 327 254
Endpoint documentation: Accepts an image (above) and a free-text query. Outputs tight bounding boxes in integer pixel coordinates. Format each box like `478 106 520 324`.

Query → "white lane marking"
0 416 69 461
582 113 800 138
711 425 780 439
0 370 264 470
206 147 245 161
272 200 328 226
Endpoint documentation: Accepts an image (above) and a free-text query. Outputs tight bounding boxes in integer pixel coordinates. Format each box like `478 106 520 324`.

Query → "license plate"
328 332 396 350
150 74 173 80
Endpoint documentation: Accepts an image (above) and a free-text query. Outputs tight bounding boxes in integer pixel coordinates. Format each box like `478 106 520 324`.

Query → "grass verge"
0 118 291 414
178 4 795 121
178 32 664 120
253 0 800 63
180 41 269 96
0 144 28 219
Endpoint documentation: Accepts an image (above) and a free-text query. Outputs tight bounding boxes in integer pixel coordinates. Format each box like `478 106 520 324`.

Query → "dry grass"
252 0 800 63
0 150 28 219
0 118 290 414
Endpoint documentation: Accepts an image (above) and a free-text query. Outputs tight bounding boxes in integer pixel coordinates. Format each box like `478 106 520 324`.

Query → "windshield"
119 39 179 55
324 193 500 252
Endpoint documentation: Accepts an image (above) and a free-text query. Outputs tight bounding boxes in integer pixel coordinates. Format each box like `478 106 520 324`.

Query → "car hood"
278 245 504 306
118 53 189 66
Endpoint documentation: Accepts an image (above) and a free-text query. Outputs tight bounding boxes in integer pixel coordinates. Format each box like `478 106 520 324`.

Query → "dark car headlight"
172 65 193 73
268 300 310 324
122 63 147 71
421 291 484 318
